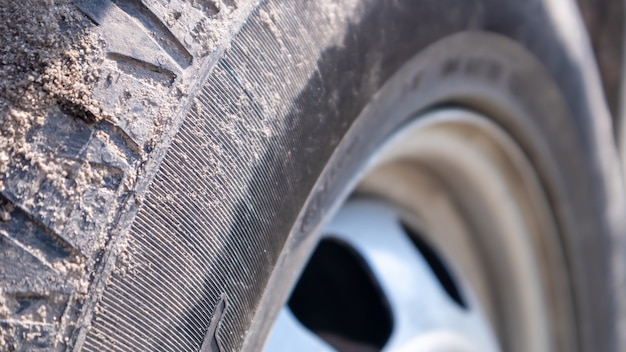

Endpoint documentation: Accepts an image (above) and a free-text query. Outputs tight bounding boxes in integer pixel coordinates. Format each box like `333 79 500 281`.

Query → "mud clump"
0 0 103 187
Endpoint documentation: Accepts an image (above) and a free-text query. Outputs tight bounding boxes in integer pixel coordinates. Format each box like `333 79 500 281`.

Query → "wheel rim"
264 108 570 352
266 199 499 352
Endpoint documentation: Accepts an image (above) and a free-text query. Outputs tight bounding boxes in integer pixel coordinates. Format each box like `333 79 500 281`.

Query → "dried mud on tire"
0 0 106 349
2 0 624 351
0 0 248 349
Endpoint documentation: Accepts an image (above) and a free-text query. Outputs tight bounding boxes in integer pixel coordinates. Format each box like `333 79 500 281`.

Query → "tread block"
0 321 58 352
1 172 118 259
93 68 177 149
110 0 193 66
75 0 183 78
1 293 70 326
0 202 78 270
141 0 216 58
0 231 78 351
0 107 132 259
0 230 76 293
141 0 240 58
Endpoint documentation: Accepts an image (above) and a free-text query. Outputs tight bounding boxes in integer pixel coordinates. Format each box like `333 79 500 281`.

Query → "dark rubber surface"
81 1 625 351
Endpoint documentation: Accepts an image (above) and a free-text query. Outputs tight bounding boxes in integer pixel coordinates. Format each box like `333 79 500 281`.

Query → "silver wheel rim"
264 108 566 352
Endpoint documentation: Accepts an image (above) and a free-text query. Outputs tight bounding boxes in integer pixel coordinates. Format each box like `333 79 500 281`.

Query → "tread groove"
75 0 185 76
110 0 194 67
0 196 83 261
107 52 176 85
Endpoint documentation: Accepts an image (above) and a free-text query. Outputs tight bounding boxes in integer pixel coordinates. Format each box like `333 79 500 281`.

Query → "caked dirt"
0 0 104 192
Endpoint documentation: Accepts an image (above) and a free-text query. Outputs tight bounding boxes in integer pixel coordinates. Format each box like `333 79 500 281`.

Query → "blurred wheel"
265 108 566 352
248 32 625 352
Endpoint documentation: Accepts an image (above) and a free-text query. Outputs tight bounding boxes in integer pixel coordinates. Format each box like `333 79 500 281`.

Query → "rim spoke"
324 199 498 352
264 309 336 352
